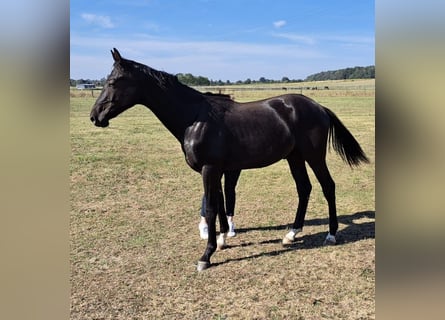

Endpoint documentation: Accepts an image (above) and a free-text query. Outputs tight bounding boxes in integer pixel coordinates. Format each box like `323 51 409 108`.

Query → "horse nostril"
90 116 95 123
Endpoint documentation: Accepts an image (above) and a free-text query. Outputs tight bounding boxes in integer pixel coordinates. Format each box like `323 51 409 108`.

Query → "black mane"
118 58 181 90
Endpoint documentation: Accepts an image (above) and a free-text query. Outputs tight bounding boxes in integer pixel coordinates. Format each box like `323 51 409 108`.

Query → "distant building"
76 83 96 89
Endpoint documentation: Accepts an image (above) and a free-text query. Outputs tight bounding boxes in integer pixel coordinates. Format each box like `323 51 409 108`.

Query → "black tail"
324 107 370 167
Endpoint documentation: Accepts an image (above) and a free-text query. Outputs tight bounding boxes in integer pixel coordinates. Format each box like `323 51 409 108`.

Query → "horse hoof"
197 261 210 271
282 228 301 246
323 234 336 246
282 236 294 246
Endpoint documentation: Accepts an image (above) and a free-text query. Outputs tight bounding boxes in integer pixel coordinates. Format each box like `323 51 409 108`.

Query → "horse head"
90 48 142 127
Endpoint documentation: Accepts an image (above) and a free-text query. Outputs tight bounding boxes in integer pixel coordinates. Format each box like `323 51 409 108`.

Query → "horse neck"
139 80 203 143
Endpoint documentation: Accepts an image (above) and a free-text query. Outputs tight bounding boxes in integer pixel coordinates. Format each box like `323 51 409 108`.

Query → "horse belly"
225 121 294 169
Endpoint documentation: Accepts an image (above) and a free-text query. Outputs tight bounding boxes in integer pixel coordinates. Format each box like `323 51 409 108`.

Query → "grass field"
71 79 375 319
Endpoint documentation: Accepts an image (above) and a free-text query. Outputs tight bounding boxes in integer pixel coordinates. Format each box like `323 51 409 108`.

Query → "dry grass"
70 80 374 319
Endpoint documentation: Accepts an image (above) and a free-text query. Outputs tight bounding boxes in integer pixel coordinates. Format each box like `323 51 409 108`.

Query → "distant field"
70 79 375 319
195 79 375 101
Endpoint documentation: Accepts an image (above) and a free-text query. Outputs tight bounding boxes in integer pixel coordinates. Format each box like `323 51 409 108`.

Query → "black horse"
90 48 369 271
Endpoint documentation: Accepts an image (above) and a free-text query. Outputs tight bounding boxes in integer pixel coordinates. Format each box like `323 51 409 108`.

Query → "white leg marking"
324 233 336 245
282 228 302 245
197 261 210 271
217 232 227 250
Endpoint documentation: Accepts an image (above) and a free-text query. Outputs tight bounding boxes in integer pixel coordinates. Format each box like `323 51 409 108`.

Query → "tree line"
176 73 303 86
69 75 302 87
70 78 107 87
304 66 375 81
70 65 374 87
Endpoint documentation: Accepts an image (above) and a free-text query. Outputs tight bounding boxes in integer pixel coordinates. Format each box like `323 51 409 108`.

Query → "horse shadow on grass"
211 210 375 268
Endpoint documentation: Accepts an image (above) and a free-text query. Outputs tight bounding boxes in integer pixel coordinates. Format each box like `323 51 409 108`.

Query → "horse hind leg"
308 159 338 245
283 154 312 245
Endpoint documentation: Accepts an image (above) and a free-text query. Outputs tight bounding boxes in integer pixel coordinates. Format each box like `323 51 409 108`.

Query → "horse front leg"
197 165 222 271
216 186 229 250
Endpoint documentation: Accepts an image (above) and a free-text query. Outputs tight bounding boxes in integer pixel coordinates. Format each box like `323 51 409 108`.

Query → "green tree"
176 73 211 86
305 66 375 81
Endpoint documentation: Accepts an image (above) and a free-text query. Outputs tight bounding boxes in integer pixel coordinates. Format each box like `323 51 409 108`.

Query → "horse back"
183 93 331 172
230 94 330 134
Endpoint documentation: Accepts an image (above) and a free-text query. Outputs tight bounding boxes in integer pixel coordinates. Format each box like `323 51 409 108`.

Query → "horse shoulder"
183 119 226 171
183 121 207 171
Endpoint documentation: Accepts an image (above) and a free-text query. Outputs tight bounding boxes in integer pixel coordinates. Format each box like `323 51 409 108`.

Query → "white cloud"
271 32 374 47
69 34 326 80
273 20 287 28
323 35 375 45
70 35 322 60
81 13 114 29
272 32 316 45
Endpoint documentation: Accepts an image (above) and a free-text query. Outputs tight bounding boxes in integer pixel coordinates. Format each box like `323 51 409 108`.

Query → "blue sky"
70 0 374 81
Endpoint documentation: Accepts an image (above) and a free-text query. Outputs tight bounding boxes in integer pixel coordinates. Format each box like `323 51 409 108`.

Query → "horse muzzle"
90 111 110 127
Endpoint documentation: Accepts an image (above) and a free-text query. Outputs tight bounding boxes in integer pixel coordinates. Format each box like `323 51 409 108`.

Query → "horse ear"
111 48 122 63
